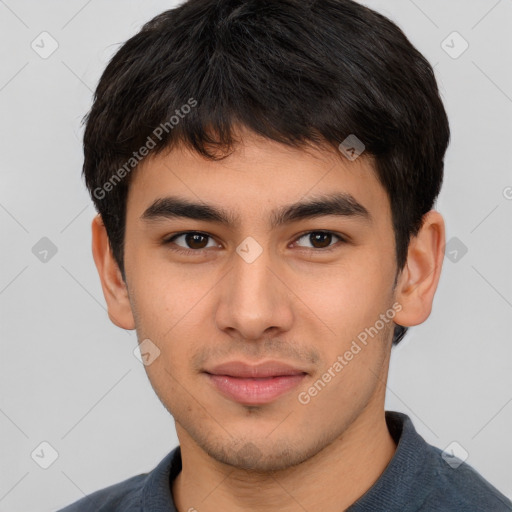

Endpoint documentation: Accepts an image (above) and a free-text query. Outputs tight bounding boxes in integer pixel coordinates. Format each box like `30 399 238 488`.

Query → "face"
122 131 400 472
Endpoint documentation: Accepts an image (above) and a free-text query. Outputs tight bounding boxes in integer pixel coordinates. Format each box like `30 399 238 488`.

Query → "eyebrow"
140 193 371 229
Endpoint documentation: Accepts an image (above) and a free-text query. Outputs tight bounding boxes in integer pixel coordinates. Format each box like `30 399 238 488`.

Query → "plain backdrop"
0 1 511 510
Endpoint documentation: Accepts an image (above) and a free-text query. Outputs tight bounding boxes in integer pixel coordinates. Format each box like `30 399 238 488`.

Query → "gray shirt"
58 411 512 511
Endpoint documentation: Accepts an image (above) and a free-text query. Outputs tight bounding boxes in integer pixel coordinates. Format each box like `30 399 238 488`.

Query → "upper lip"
204 360 308 378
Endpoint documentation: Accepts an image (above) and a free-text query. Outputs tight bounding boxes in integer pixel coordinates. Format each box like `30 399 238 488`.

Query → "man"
59 0 512 510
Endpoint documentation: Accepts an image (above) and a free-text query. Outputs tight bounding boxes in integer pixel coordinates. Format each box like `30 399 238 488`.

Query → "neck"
172 402 397 512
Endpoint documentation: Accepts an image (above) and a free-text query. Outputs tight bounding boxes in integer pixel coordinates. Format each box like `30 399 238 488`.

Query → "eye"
162 230 346 256
293 231 345 251
163 231 219 254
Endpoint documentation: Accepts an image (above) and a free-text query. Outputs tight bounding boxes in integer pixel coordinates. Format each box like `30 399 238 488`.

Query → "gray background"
1 0 511 510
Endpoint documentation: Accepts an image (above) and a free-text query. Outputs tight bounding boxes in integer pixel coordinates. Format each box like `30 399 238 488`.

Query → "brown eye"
309 232 333 248
294 231 344 250
164 232 218 252
184 233 209 249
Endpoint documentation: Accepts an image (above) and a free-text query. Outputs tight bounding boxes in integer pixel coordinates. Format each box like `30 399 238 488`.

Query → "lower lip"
206 373 307 405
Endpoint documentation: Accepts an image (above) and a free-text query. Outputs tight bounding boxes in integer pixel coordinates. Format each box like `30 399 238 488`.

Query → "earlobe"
393 210 445 328
91 214 136 330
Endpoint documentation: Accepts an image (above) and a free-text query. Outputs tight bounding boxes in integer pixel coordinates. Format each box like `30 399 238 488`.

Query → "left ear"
393 210 445 327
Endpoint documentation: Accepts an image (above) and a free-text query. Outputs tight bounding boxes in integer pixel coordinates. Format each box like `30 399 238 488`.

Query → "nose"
214 242 294 341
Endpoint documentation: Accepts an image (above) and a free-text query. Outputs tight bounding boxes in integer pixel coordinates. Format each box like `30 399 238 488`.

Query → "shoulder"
56 473 147 512
360 412 512 512
56 446 181 512
418 443 512 511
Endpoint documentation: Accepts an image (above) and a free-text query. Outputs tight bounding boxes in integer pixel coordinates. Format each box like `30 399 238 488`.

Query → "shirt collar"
141 444 181 511
347 411 432 511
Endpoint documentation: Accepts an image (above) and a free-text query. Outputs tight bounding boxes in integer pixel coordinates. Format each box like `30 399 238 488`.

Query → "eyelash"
162 230 346 256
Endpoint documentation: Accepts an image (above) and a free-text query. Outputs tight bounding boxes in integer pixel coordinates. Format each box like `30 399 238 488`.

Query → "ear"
393 210 445 327
91 214 136 330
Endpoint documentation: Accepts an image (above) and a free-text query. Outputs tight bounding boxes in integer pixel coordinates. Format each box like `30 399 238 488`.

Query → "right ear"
91 214 136 330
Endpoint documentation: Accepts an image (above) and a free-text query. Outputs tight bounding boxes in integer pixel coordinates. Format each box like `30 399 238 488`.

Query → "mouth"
203 360 308 405
204 373 307 405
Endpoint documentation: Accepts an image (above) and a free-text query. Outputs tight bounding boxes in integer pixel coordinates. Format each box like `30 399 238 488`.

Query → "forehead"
125 133 391 229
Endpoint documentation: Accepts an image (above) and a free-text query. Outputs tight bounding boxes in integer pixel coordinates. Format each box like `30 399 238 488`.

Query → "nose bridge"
215 239 293 339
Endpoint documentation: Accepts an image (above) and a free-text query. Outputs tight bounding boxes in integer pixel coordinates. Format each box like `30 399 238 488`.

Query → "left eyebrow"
269 193 371 228
140 192 371 228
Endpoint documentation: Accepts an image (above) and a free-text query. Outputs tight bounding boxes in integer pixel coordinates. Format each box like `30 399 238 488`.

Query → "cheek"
299 268 395 415
137 307 201 412
303 254 395 340
128 251 208 335
129 278 198 395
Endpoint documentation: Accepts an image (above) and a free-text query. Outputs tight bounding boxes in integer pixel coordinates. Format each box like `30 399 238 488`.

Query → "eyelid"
291 230 346 251
162 229 347 254
163 231 219 252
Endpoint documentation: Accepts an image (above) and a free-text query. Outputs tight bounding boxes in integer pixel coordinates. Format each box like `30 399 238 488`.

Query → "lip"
205 360 307 378
203 360 308 405
205 373 307 405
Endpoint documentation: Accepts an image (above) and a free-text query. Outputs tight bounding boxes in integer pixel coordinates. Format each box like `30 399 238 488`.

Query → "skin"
92 128 445 512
